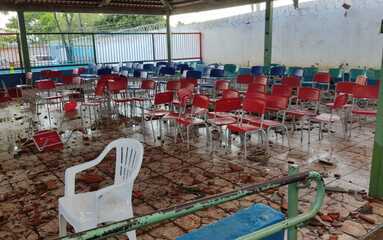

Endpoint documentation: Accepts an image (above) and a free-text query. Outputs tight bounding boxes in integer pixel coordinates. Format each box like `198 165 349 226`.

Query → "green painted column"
264 0 273 67
288 164 299 240
369 45 383 199
17 11 31 73
166 14 172 64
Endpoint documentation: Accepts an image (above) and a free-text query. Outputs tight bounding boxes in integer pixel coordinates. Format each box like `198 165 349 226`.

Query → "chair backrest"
180 78 198 89
313 72 330 84
112 138 144 185
40 70 51 78
156 61 168 67
95 78 108 96
210 68 225 78
107 78 127 93
355 75 367 86
281 76 301 88
186 70 202 79
297 87 321 102
243 97 266 115
251 66 263 76
177 88 193 106
63 76 74 85
253 75 268 86
192 94 210 109
36 79 55 90
222 89 240 99
238 67 251 75
166 80 181 91
214 97 242 113
271 85 293 98
332 94 348 109
266 95 289 111
224 64 237 74
247 82 266 95
141 80 156 90
329 68 343 79
270 66 286 77
352 85 379 100
215 80 229 92
143 63 155 72
336 82 354 94
97 68 112 76
159 67 176 76
237 74 253 85
78 67 87 74
154 91 173 105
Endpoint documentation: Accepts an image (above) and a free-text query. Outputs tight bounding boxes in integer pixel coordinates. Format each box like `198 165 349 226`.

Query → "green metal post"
17 11 31 73
264 0 273 67
166 14 172 64
288 164 299 240
91 34 97 64
369 44 383 198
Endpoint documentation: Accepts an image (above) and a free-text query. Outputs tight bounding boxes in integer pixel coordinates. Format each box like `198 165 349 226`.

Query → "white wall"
173 0 383 69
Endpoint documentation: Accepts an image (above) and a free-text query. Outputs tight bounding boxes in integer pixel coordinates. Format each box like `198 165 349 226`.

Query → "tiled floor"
0 102 382 240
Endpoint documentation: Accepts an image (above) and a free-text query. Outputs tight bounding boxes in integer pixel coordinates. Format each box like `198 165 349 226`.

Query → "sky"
0 0 315 30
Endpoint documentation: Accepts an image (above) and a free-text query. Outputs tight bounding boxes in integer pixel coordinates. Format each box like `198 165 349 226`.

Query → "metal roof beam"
160 0 173 11
99 0 113 7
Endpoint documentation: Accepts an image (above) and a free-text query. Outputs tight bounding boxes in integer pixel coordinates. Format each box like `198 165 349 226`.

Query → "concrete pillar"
264 0 273 66
369 45 383 199
166 14 172 64
17 11 31 73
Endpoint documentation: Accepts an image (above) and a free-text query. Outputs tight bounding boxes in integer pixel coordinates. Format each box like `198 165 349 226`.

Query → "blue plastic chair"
186 70 202 79
270 66 286 77
238 68 251 75
366 69 380 85
210 68 225 78
133 69 142 78
97 68 112 76
156 61 168 68
224 64 237 76
251 66 264 76
159 67 176 76
143 64 155 72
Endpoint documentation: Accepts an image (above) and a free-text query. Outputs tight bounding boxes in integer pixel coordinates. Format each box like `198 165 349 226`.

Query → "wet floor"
0 101 381 240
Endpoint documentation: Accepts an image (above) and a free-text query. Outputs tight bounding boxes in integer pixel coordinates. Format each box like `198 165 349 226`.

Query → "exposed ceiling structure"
0 0 266 15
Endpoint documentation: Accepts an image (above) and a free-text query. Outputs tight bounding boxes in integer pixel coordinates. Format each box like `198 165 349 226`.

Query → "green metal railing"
58 165 325 240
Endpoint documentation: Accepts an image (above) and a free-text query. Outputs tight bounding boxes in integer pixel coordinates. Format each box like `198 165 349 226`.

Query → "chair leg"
186 125 190 150
243 133 247 160
59 213 67 237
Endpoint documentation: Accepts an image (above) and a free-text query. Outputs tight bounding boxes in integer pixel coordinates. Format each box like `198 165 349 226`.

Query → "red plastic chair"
208 97 241 152
227 97 268 159
175 94 210 150
246 82 266 96
245 95 290 148
237 74 253 85
335 82 354 95
78 67 87 75
35 79 63 127
350 85 378 136
222 89 240 99
271 85 293 98
40 70 52 78
281 76 301 89
146 91 174 141
313 72 331 91
180 78 198 89
253 75 268 86
286 87 321 144
166 80 181 92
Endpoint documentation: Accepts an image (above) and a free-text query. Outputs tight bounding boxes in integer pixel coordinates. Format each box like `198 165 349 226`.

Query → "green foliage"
4 13 164 33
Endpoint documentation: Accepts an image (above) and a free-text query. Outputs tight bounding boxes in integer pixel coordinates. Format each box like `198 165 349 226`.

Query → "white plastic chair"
58 138 144 239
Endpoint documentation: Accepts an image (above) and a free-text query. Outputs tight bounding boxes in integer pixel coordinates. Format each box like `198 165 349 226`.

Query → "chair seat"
59 190 131 232
351 109 377 116
228 123 260 133
176 117 205 126
114 98 135 103
312 113 341 123
244 116 282 129
207 117 237 126
82 101 102 106
326 103 352 108
42 95 63 100
286 109 316 117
